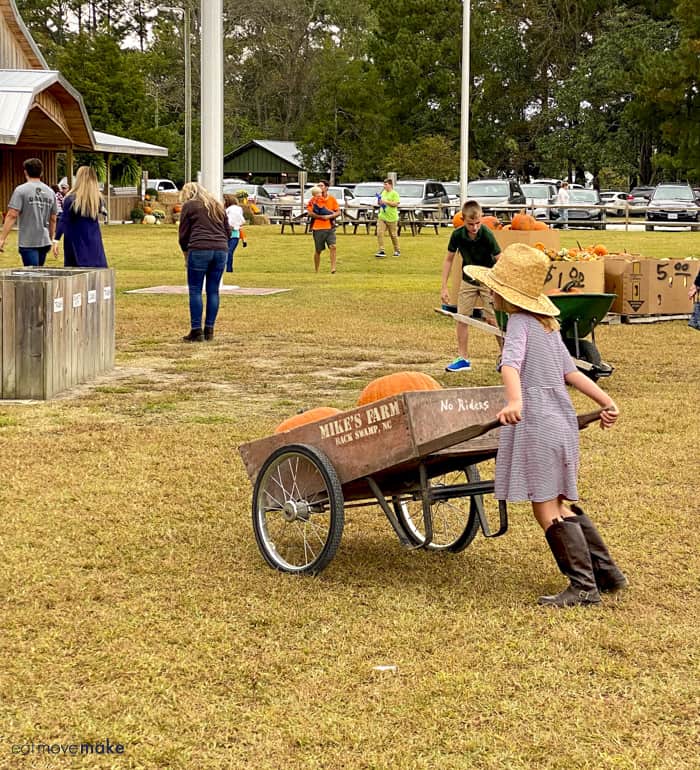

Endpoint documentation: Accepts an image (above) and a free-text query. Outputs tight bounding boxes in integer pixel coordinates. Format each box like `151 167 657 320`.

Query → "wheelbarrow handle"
423 409 605 455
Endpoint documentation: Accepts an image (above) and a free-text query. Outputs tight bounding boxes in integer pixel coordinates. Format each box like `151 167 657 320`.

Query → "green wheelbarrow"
547 290 616 380
437 288 616 381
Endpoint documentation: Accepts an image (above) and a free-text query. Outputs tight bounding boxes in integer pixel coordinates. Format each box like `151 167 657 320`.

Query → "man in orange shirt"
306 180 339 273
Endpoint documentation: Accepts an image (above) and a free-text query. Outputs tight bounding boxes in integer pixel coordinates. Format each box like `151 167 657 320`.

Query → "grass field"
0 224 698 769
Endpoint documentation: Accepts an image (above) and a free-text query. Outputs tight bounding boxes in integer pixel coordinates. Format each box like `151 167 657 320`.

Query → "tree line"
16 0 699 188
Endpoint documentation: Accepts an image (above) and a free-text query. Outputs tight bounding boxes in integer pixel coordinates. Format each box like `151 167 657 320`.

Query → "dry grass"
0 225 698 769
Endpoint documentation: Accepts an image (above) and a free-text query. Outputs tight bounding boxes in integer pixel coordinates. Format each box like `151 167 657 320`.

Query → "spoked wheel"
252 444 344 574
392 468 480 553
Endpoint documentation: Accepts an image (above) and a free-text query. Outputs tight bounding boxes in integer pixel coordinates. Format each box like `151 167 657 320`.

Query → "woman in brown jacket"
178 182 229 341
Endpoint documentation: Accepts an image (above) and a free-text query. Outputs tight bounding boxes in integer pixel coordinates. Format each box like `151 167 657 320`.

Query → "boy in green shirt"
440 200 501 371
375 178 401 258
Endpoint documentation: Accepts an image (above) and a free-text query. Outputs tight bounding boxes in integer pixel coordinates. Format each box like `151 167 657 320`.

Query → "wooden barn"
223 140 304 184
0 0 166 221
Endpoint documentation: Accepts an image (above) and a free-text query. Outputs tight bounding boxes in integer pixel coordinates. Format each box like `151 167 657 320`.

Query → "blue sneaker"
445 357 471 372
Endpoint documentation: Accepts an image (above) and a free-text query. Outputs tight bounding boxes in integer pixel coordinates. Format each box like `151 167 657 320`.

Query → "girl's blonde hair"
180 182 225 220
70 166 102 220
499 296 560 332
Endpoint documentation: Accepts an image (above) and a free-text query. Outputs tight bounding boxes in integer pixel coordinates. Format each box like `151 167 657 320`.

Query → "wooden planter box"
0 267 115 399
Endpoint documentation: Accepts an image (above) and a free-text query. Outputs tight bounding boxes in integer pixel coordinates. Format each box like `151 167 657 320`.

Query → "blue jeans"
19 245 51 267
187 249 227 329
227 237 240 272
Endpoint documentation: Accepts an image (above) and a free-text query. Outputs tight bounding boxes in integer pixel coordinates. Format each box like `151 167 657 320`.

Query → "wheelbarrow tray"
548 292 616 339
239 385 505 503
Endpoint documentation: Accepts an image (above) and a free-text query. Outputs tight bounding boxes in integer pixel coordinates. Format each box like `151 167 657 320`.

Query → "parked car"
466 179 525 214
327 186 355 210
146 178 178 193
645 184 700 231
599 190 632 217
559 189 606 229
443 181 461 216
521 182 558 221
394 180 451 219
264 183 287 199
222 182 274 212
627 185 655 215
352 182 385 207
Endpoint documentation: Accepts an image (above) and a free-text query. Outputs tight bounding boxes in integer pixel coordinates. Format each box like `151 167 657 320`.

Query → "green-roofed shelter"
223 140 304 183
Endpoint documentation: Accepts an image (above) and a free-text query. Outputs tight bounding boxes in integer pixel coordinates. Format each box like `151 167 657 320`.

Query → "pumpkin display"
357 371 442 406
274 407 342 434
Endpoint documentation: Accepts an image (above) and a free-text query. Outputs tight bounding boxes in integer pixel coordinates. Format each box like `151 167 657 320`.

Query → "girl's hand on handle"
497 400 522 425
599 402 619 430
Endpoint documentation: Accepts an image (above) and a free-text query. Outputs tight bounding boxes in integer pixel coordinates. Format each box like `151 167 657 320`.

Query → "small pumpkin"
592 244 608 256
172 203 182 214
142 214 156 225
143 205 153 215
481 215 502 231
274 407 342 434
357 371 442 406
531 220 549 231
533 242 547 251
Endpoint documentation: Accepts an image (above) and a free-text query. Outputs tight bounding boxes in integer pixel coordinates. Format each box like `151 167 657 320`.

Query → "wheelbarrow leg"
466 465 509 537
365 475 416 548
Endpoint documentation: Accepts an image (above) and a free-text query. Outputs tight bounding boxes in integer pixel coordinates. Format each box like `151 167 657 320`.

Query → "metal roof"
93 131 168 157
0 70 167 157
225 139 304 168
0 69 92 145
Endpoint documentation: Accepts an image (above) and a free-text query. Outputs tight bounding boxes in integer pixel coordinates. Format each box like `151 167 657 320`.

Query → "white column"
200 0 223 199
459 0 471 204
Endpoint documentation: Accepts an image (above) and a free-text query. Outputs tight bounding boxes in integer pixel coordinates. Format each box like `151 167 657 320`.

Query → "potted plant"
130 207 145 224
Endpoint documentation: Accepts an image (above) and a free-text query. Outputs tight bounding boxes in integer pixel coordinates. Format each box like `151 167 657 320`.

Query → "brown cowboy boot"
538 519 601 607
567 505 628 593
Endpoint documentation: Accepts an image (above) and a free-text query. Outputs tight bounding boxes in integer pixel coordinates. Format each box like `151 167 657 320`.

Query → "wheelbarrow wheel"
392 469 480 552
564 338 604 380
252 443 344 575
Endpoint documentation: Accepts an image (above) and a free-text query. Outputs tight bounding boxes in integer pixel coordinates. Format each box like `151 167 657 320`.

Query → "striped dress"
495 312 579 503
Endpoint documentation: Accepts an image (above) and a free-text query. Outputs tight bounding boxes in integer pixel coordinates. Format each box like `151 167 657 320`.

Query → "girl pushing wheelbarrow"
465 244 627 607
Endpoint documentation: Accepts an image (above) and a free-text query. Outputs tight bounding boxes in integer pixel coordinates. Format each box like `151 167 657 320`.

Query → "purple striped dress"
495 312 579 503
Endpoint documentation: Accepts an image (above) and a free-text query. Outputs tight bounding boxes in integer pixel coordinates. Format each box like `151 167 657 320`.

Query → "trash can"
0 267 115 399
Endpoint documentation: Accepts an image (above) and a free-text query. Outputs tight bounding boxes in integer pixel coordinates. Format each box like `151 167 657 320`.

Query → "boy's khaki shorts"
458 280 495 319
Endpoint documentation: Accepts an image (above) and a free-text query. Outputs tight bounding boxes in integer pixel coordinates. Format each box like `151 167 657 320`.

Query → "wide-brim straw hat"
464 243 560 317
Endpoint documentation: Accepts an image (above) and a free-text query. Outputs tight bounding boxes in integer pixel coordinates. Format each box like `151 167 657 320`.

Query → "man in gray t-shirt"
0 157 57 266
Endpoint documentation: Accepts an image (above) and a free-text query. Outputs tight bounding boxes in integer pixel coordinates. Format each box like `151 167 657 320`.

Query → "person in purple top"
466 244 627 607
52 166 108 268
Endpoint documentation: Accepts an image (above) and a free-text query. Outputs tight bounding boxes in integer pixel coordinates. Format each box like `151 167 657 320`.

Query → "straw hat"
464 243 560 317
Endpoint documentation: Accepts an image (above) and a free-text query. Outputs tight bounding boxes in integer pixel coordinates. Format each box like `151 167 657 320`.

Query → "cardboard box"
543 259 605 294
604 257 699 316
494 229 560 251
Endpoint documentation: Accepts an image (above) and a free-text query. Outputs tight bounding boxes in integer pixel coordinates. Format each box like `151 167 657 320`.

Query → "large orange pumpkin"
274 407 342 434
143 205 153 215
452 211 464 228
531 220 549 230
357 371 442 406
511 212 537 231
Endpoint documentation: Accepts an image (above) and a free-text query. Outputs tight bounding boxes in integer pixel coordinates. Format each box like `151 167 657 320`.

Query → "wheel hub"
283 499 311 522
